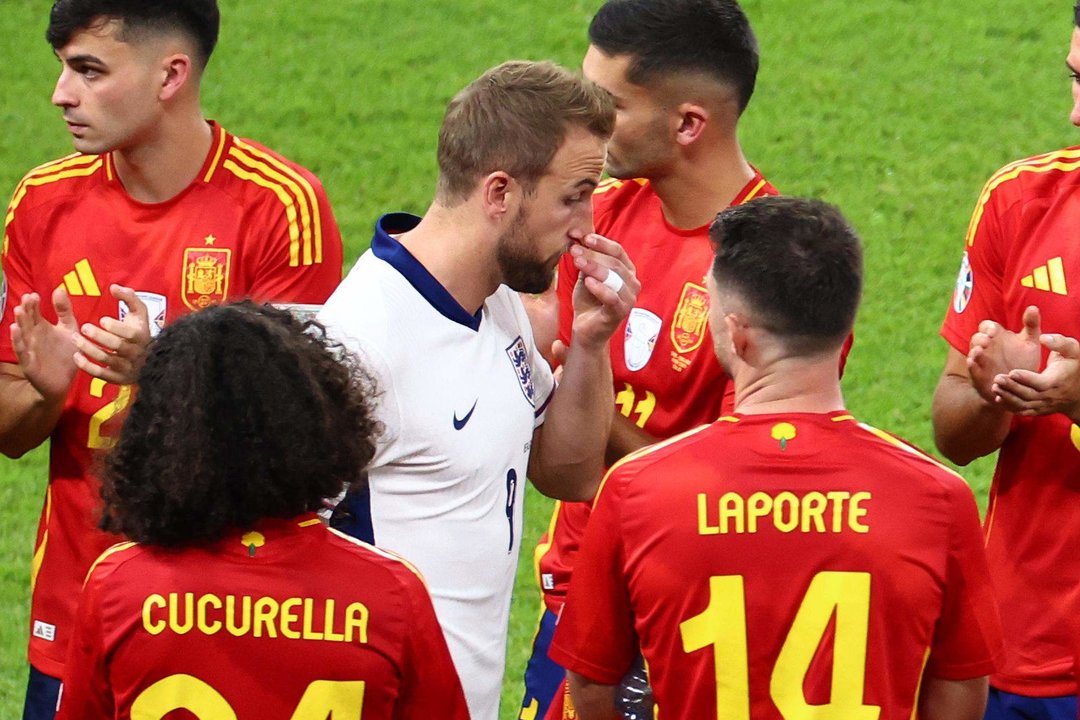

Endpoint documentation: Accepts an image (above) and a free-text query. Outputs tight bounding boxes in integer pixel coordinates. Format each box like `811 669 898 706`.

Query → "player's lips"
64 119 88 134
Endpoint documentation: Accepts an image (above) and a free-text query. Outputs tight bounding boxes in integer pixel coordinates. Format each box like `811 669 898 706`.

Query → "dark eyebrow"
63 53 106 66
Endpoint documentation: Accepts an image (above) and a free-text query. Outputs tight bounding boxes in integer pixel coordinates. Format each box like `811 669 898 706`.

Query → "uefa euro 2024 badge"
119 292 168 338
953 252 973 314
624 307 662 371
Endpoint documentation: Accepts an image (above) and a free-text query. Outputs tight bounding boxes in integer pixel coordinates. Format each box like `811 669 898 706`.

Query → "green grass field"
0 0 1076 715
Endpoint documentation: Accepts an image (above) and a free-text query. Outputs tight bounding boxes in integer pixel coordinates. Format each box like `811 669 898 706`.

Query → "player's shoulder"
592 177 652 227
597 423 715 498
321 251 398 337
844 419 974 498
224 128 327 188
5 152 107 217
81 541 150 588
979 144 1080 206
324 527 431 591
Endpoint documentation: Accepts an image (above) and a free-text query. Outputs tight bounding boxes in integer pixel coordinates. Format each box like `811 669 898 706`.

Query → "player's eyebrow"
574 179 599 191
59 53 106 66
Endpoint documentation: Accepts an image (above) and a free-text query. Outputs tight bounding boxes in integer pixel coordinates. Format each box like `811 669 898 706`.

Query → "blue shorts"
519 607 564 720
985 687 1077 720
23 665 61 720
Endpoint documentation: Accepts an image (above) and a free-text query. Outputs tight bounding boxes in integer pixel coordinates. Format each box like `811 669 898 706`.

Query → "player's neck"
651 138 755 230
732 357 846 416
112 114 214 204
398 204 499 315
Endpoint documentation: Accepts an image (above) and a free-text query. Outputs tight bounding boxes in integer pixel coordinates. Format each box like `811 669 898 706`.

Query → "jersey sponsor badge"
625 308 662 371
120 292 167 338
506 336 536 407
181 247 232 311
953 252 973 314
671 282 710 354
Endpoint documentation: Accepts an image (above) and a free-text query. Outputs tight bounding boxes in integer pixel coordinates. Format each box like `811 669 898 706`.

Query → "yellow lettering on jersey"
254 597 279 638
698 491 872 535
143 594 166 635
144 592 371 643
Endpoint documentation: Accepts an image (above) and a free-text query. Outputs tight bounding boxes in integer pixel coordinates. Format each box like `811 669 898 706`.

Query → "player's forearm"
567 672 619 720
917 675 988 720
529 337 612 501
606 413 658 467
0 367 62 458
932 372 1012 465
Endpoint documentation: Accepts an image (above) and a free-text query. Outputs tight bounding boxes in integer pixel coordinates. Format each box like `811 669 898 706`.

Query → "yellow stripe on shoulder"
855 422 964 481
593 178 625 195
7 157 103 226
232 139 323 265
740 178 769 203
326 527 430 589
965 149 1080 247
83 541 139 588
592 424 712 509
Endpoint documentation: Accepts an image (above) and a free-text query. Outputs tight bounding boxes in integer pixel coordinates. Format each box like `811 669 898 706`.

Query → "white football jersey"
318 214 554 720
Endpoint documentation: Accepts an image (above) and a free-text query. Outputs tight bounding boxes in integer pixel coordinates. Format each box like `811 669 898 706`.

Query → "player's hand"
966 305 1042 404
73 284 152 385
569 233 638 349
550 339 567 384
10 287 79 401
991 332 1080 420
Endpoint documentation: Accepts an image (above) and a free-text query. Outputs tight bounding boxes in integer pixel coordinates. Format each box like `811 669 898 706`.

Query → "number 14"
679 571 880 719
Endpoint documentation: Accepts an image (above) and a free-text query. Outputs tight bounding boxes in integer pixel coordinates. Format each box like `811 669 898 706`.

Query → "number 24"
130 675 364 719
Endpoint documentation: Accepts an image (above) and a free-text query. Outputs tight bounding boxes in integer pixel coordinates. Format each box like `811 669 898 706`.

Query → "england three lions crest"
506 336 536 407
181 248 231 311
625 308 662 371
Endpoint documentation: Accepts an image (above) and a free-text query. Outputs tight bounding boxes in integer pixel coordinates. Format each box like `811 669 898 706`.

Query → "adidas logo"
1020 257 1068 296
57 258 101 297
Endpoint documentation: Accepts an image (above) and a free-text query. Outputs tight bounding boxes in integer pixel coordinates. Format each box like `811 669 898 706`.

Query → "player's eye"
1070 72 1080 84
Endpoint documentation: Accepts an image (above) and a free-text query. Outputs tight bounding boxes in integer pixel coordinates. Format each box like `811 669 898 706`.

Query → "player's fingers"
993 374 1046 401
52 286 78 331
581 233 636 275
98 316 143 343
111 284 148 319
79 323 124 353
1021 305 1042 340
73 351 127 384
73 333 116 365
977 320 1002 337
551 339 568 366
1041 332 1080 359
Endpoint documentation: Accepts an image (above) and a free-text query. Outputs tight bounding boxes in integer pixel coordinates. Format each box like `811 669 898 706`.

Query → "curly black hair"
100 301 378 547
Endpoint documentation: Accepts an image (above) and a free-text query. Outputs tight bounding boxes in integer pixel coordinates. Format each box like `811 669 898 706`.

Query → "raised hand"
992 332 1080 420
10 287 79 401
966 305 1042 404
73 284 153 385
569 233 639 349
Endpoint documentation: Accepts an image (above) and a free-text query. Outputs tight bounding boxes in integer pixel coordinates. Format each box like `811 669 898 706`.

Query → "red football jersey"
534 174 778 612
549 413 1003 718
57 514 469 720
941 146 1080 695
0 121 343 676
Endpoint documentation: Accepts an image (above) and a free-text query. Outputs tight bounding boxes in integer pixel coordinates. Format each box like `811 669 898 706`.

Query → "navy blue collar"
370 213 482 332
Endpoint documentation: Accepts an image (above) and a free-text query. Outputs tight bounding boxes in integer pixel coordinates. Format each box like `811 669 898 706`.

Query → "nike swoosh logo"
453 400 478 430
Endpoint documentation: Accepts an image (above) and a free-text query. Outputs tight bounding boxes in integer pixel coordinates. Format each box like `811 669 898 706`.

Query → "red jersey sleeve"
1 184 37 364
924 481 1004 679
549 473 637 684
396 568 470 718
55 567 113 720
243 170 343 305
941 175 1010 353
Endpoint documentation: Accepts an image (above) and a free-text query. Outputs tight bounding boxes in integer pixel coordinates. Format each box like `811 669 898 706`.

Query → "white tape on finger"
601 269 625 293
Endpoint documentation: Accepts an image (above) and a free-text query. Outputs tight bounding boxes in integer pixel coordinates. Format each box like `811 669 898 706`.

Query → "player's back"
58 514 468 720
605 412 1001 718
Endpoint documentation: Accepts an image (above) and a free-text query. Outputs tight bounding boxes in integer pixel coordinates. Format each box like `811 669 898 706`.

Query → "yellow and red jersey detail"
1 121 343 676
942 145 1080 695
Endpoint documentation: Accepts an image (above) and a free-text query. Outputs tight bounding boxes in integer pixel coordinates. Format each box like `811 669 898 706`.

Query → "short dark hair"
47 0 220 69
1075 1 1080 27
710 196 862 355
589 0 759 113
436 60 615 204
100 302 378 547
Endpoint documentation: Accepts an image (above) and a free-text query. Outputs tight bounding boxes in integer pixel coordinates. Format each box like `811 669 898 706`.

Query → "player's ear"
675 102 709 146
159 53 193 101
725 311 750 360
480 171 516 221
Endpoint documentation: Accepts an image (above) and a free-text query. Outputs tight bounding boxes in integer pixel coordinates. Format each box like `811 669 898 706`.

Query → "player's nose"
52 68 77 108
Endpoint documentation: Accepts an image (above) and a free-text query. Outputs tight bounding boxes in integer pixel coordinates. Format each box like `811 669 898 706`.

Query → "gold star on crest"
204 234 217 245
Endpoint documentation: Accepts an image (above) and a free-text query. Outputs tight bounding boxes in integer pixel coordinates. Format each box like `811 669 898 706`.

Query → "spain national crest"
181 248 231 311
505 336 536 407
670 282 710 354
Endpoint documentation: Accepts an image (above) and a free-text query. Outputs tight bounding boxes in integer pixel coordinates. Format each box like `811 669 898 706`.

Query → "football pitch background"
0 0 1074 713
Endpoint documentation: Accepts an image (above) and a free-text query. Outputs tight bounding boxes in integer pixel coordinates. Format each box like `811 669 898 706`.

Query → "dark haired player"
55 302 468 720
551 196 1003 720
933 5 1080 718
0 2 342 715
522 1 782 716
